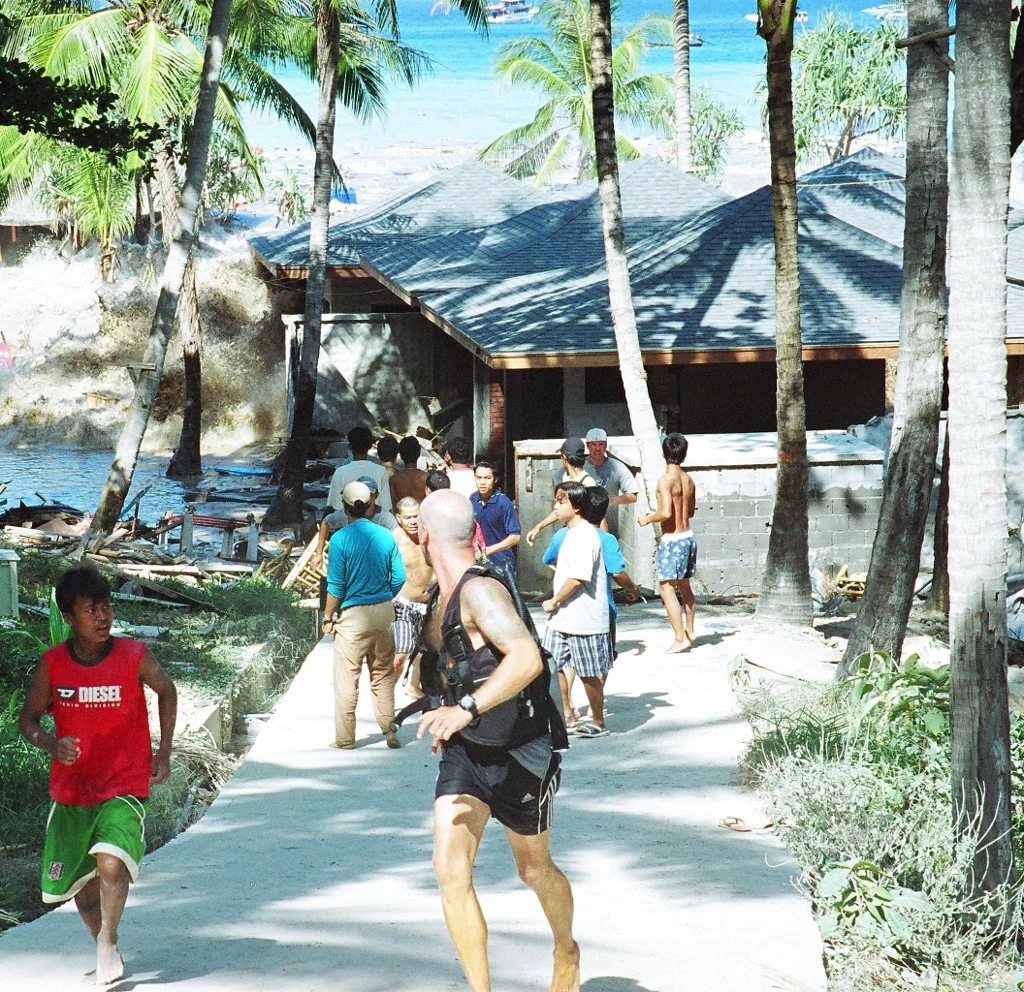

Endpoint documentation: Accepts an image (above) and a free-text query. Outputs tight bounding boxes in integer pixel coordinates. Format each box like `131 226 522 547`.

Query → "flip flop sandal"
574 721 609 738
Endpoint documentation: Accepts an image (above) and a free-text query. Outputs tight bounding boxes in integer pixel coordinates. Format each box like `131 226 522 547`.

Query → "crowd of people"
16 423 697 992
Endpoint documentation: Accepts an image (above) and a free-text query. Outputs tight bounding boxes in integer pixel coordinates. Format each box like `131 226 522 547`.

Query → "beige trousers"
332 599 397 746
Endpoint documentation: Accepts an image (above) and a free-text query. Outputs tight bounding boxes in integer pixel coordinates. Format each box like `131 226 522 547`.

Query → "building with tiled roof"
250 151 1024 464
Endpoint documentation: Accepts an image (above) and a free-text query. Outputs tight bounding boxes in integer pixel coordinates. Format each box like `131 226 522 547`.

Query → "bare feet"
666 638 692 654
95 940 124 985
550 941 581 992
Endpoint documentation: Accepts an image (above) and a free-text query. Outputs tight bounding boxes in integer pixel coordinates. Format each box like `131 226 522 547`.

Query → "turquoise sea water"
242 0 887 153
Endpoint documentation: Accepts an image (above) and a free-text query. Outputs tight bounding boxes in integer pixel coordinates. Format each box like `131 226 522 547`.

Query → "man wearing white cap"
584 428 638 536
322 480 406 750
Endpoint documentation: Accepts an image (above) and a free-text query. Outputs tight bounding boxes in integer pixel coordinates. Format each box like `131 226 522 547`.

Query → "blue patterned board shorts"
656 531 697 582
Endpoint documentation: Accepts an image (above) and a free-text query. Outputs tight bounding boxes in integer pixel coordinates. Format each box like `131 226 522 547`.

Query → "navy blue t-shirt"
470 490 521 571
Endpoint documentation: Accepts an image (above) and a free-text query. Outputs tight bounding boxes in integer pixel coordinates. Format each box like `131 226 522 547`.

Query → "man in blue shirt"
323 481 406 750
470 460 521 583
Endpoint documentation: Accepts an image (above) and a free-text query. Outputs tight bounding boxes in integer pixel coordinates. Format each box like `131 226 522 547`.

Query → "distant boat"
486 0 537 23
863 3 907 19
743 12 759 22
689 32 704 47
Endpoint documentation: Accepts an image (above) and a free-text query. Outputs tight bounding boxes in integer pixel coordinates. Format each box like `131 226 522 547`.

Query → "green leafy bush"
741 649 1024 991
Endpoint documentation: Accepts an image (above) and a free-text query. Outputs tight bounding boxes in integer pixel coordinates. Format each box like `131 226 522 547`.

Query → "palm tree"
946 0 1015 905
588 0 664 500
263 0 483 528
94 0 234 532
791 12 905 163
837 0 948 676
480 0 673 183
2 0 322 482
756 0 812 627
672 0 692 172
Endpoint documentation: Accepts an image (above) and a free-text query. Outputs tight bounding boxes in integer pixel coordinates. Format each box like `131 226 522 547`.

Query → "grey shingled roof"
358 156 730 297
249 157 581 272
797 149 907 247
798 149 1024 287
369 180 906 360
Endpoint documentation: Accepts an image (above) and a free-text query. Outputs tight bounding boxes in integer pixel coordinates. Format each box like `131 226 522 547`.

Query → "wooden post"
245 514 258 562
0 549 20 618
182 505 195 554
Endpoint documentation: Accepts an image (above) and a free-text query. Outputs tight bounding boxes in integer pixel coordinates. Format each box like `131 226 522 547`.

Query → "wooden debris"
833 564 867 602
87 558 228 613
283 534 322 601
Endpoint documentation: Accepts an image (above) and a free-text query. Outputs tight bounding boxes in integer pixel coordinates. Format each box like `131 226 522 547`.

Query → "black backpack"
394 565 569 751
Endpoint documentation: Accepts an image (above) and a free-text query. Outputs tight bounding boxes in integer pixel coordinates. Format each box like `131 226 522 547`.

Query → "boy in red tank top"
19 566 177 986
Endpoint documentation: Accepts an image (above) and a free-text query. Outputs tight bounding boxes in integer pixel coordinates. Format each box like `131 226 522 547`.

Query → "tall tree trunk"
167 256 204 477
92 0 233 532
837 0 949 677
672 0 693 173
756 0 811 626
263 0 339 527
155 148 206 479
947 0 1014 905
588 0 664 500
925 424 950 616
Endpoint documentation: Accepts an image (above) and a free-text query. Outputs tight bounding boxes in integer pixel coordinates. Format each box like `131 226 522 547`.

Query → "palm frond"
30 8 133 88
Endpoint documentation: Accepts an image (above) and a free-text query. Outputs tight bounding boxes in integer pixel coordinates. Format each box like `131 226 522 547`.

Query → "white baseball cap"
585 428 608 443
342 481 372 508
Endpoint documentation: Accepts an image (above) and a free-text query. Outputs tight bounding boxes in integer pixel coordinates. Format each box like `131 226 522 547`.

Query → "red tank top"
45 637 153 807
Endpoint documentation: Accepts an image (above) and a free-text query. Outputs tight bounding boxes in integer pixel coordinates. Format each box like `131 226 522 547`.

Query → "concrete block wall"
515 432 884 598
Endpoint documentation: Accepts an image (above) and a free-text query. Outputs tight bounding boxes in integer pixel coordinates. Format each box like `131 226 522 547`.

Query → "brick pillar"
489 376 506 455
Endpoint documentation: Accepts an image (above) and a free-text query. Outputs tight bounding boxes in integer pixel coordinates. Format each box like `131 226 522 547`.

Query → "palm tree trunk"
167 256 204 477
263 0 339 528
588 0 664 499
756 0 811 626
92 0 233 532
925 425 949 616
155 146 205 479
672 0 693 173
837 0 949 677
947 0 1015 905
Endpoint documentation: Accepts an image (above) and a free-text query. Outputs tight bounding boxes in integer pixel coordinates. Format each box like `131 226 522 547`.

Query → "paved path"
0 603 829 992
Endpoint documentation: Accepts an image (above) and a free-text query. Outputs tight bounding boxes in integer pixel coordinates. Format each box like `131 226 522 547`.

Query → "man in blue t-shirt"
470 460 521 583
323 481 406 750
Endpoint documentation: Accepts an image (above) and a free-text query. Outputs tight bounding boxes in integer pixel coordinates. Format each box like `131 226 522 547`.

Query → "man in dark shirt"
470 460 521 583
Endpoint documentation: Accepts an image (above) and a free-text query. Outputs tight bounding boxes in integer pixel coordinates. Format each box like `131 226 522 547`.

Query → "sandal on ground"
573 721 609 738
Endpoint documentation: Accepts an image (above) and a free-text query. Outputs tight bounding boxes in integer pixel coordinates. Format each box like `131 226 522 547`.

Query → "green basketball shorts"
40 796 147 904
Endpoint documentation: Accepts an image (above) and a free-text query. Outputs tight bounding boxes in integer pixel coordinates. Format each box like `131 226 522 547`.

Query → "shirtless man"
638 432 697 653
390 435 429 504
392 497 434 692
416 490 580 992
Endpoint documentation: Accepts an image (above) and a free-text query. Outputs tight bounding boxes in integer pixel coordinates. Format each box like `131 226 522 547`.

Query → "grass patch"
737 651 1024 992
0 550 315 930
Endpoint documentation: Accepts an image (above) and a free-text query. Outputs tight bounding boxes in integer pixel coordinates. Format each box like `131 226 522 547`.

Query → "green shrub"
742 650 1024 992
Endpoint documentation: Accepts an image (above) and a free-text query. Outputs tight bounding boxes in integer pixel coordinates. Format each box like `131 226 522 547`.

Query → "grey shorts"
542 626 613 678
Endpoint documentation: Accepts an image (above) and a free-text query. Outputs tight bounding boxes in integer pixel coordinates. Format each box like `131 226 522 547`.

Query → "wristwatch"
458 694 480 719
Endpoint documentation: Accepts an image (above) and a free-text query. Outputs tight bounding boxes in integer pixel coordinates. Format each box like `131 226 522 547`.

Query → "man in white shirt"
540 480 611 737
327 426 392 513
443 436 477 497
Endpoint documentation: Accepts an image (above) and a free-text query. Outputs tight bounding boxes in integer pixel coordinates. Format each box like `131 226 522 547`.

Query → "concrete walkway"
0 602 829 992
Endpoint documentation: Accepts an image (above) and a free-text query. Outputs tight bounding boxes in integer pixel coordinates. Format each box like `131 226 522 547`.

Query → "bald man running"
417 490 579 992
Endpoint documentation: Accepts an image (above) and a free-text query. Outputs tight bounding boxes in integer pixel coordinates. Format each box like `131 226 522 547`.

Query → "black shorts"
435 739 561 836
